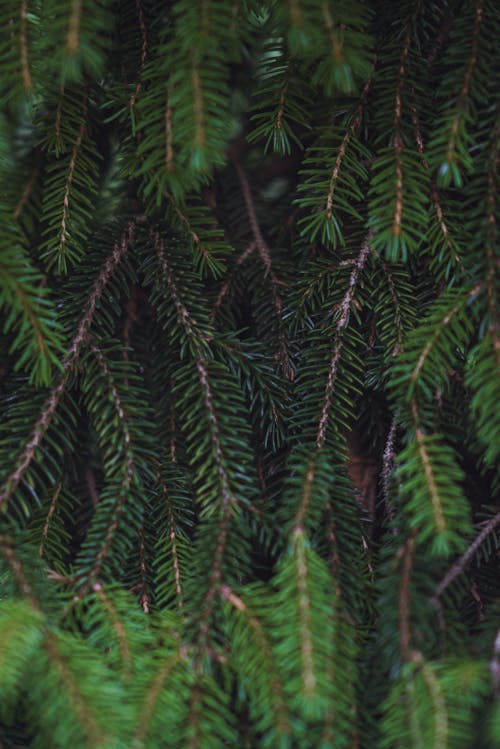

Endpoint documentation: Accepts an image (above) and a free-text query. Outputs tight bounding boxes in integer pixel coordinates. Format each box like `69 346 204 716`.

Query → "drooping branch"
84 343 136 585
212 242 256 317
411 399 446 535
409 284 482 389
221 583 290 734
66 0 83 54
19 0 32 90
485 117 500 349
444 0 484 167
231 157 272 274
58 119 86 261
129 0 148 110
154 232 210 348
0 534 40 610
13 165 39 221
293 528 317 698
0 224 134 510
39 482 63 558
92 581 132 677
132 650 185 746
397 531 416 656
316 234 371 449
431 509 500 602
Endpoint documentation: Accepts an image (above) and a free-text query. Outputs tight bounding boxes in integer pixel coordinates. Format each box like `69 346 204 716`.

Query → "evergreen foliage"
0 1 499 747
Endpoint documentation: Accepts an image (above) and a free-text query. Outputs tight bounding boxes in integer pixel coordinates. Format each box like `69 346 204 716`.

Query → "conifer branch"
232 158 272 275
394 33 410 131
319 653 337 745
411 651 449 747
411 105 468 276
0 378 66 511
166 194 222 272
39 482 62 558
9 276 53 362
427 6 453 66
133 651 184 746
2 4 500 744
382 418 397 523
409 284 481 391
129 0 148 110
58 119 86 262
293 457 316 533
67 226 134 360
13 165 39 221
153 234 245 646
92 582 132 677
163 541 184 609
191 57 206 151
157 470 184 609
432 509 500 601
221 583 290 733
43 633 107 746
0 535 40 610
392 140 404 240
391 31 411 240
325 502 342 591
19 0 32 90
85 465 100 508
325 80 369 222
83 343 136 584
84 521 128 589
122 288 138 372
321 2 344 65
316 234 370 448
275 71 289 135
486 117 500 343
187 683 204 749
67 0 83 54
137 528 150 613
0 543 106 742
397 531 416 655
212 242 256 316
195 496 232 649
169 406 177 464
292 528 317 698
0 225 133 510
223 162 291 372
373 252 406 356
164 90 174 172
154 233 209 348
196 358 237 514
430 189 466 272
444 0 483 168
55 86 64 150
411 400 446 535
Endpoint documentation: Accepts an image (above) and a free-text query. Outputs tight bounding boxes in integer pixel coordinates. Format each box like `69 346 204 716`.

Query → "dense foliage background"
0 1 499 747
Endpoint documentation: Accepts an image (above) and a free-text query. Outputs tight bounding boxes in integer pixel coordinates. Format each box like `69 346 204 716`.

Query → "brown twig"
0 224 134 511
431 510 500 603
398 531 416 656
316 234 371 449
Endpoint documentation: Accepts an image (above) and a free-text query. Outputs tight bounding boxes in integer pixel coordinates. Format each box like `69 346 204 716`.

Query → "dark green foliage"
0 1 499 747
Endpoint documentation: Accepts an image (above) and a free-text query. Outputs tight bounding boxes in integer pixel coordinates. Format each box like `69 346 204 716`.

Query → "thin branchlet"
316 234 370 449
0 224 134 511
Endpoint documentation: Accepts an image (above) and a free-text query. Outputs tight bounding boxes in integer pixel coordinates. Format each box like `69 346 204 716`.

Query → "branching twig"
0 224 134 511
316 234 371 449
431 509 500 603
